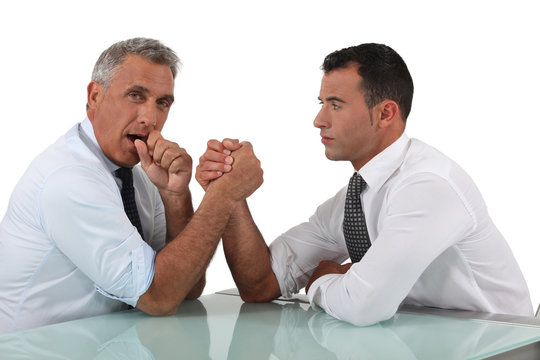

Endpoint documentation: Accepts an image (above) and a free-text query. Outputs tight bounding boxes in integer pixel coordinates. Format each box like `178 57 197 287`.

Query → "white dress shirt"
0 118 166 333
269 133 532 326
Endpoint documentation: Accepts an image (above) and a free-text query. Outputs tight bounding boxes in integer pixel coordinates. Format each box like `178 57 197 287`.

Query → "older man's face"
88 54 175 167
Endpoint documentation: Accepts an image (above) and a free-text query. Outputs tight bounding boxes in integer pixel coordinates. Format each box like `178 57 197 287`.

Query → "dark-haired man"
0 38 263 333
196 43 532 326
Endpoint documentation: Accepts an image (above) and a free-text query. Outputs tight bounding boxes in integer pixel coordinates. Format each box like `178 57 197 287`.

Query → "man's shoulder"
20 124 111 193
394 138 478 196
39 124 106 171
400 138 460 177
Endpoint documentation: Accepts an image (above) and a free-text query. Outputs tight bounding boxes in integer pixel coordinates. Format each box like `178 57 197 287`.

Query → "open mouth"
127 134 148 144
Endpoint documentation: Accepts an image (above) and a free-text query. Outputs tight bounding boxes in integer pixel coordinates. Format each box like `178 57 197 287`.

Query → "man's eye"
129 93 140 99
332 103 340 110
158 100 170 108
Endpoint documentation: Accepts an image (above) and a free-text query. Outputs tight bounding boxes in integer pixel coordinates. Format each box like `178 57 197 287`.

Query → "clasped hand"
195 138 263 202
134 130 192 196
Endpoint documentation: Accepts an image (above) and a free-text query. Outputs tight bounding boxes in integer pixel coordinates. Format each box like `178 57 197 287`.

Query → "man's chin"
324 150 341 162
114 153 140 168
324 152 351 165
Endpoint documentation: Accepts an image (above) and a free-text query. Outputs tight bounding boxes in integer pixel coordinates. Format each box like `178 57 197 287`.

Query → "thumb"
134 139 152 169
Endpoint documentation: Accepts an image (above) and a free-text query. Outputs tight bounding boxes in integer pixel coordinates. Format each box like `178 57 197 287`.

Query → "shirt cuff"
95 244 156 307
307 273 342 314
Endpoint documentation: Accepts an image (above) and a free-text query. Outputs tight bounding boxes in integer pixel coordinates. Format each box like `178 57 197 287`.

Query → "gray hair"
91 37 181 91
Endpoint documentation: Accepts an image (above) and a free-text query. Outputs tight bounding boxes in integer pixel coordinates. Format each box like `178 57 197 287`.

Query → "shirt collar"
80 117 120 173
358 132 410 193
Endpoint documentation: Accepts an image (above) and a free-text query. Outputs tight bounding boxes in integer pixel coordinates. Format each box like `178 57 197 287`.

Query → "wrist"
159 188 192 207
204 184 241 209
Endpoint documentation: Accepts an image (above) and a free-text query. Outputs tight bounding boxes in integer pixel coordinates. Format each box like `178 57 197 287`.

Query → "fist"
208 141 263 202
135 130 192 194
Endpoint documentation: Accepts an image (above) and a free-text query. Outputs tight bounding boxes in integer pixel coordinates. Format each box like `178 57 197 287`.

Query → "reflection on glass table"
224 298 540 360
0 300 211 360
2 291 540 359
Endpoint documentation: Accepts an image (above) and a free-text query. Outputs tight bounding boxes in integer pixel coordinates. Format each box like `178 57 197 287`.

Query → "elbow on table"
324 287 399 326
237 273 282 303
240 291 276 303
139 300 180 317
346 308 396 327
137 276 206 315
238 284 280 303
136 291 185 317
339 299 398 327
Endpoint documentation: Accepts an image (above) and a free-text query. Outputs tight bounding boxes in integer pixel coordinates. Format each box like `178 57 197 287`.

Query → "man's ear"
87 81 103 110
377 100 400 129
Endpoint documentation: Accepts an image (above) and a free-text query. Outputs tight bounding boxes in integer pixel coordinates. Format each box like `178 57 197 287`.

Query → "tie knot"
347 173 367 197
114 167 133 186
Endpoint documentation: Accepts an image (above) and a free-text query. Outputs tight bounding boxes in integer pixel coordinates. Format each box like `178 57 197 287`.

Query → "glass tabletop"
1 292 540 359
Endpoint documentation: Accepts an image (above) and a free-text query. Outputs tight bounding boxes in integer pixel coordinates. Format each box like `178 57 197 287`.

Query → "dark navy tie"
114 167 144 238
343 173 371 262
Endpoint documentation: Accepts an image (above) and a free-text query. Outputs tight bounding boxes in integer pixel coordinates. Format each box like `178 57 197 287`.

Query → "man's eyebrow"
318 96 346 103
126 85 150 95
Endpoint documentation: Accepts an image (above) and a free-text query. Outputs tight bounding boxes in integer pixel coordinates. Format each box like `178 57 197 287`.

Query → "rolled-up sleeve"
39 165 155 306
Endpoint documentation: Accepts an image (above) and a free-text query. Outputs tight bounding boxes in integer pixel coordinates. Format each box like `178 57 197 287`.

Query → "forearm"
223 200 281 302
159 189 194 243
137 190 235 315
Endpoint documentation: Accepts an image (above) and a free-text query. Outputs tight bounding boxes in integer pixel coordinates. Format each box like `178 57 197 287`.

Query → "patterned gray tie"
114 167 144 238
343 173 371 263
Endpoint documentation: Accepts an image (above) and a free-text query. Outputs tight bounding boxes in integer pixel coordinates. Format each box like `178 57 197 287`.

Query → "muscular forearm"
159 189 194 243
137 190 236 315
223 200 281 302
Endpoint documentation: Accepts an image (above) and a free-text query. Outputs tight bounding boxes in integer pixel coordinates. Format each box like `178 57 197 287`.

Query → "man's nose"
313 108 328 129
138 103 158 127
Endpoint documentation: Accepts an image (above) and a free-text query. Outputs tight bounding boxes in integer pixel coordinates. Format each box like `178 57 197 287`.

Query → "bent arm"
136 189 235 315
307 175 473 326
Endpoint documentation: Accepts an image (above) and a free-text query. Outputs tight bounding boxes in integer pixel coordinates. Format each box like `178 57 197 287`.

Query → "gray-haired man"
0 38 263 333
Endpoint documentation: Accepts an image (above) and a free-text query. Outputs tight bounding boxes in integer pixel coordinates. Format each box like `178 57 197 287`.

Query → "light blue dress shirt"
0 118 166 333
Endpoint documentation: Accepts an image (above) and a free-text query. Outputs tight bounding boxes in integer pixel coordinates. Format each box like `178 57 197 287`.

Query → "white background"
1 0 539 309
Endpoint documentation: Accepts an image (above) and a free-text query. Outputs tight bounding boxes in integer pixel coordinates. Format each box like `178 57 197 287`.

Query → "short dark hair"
322 43 414 122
